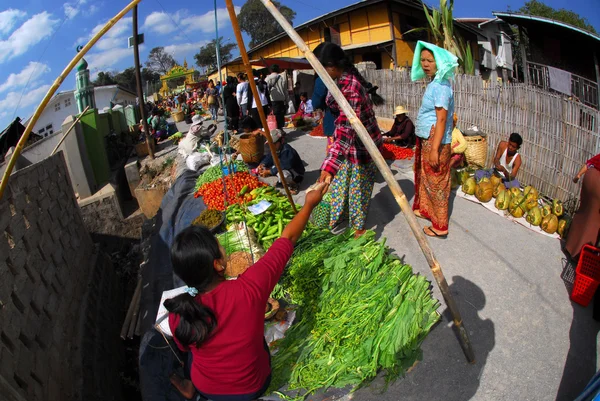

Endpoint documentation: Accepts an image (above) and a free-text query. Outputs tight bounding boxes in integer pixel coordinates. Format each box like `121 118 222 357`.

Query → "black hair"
270 64 280 73
240 115 258 131
163 226 221 348
226 76 238 88
300 92 308 98
236 72 246 81
509 133 523 147
316 42 384 106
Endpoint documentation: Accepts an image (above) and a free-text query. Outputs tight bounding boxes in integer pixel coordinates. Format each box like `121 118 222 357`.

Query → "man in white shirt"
265 65 289 129
236 73 249 117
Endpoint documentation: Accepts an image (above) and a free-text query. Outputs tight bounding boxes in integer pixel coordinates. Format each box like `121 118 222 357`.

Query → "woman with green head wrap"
411 41 458 238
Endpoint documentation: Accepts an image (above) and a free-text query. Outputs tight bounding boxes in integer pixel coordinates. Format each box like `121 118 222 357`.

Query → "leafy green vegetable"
194 160 248 191
268 230 440 399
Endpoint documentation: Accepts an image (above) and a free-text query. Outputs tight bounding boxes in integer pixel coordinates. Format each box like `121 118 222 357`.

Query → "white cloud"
89 4 100 15
75 17 132 49
163 41 208 59
0 9 27 37
0 12 60 63
0 84 51 114
0 62 50 93
63 3 80 20
143 7 240 35
87 47 134 74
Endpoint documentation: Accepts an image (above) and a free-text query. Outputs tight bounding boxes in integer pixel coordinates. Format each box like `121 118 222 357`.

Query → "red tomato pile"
195 172 266 210
381 143 414 160
309 124 325 137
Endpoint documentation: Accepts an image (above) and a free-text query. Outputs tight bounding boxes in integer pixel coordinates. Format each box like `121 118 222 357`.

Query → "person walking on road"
266 65 289 129
411 41 458 239
315 42 384 238
236 73 250 117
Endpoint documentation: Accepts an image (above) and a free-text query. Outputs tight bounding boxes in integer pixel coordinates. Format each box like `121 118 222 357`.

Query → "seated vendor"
293 92 313 119
166 184 328 401
475 133 523 188
383 106 415 148
151 109 168 141
258 129 305 194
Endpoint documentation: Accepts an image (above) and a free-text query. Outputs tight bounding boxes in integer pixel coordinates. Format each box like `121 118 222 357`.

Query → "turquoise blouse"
415 80 454 145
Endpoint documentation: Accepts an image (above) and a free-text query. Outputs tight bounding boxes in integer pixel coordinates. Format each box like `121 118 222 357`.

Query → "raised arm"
281 183 328 244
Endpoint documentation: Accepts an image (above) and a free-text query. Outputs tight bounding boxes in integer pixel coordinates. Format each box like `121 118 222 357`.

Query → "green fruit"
462 177 477 195
495 190 511 210
524 185 538 202
509 187 522 198
541 214 559 234
476 181 494 202
541 205 552 218
552 199 564 217
459 170 471 185
524 198 538 211
509 195 526 218
490 174 503 188
493 183 506 198
526 207 542 226
557 218 570 238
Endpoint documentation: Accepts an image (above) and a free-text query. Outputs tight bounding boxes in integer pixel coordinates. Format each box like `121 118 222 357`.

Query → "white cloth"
185 153 211 171
547 66 572 96
499 148 518 179
251 87 269 108
236 81 249 106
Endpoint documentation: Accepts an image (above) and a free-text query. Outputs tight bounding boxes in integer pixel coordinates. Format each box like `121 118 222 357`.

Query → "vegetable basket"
571 244 600 307
464 135 487 168
310 193 331 229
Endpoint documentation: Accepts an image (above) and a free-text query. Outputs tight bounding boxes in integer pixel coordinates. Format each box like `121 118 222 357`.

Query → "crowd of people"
163 39 599 401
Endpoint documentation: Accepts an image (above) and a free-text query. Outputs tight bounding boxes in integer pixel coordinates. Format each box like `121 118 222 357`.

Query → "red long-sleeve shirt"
168 238 294 395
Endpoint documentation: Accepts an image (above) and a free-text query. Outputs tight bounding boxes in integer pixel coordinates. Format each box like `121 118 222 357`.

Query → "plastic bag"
185 153 211 171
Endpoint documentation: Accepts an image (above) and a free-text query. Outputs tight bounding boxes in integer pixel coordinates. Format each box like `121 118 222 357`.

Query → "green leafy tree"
141 68 161 83
113 67 137 91
194 37 237 72
238 0 296 48
145 47 177 75
517 0 597 34
93 71 116 86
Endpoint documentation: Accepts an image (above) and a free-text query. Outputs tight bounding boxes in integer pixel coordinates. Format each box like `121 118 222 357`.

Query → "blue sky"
0 0 598 130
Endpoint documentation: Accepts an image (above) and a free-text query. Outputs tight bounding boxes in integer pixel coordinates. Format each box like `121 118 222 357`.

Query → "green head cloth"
411 41 459 83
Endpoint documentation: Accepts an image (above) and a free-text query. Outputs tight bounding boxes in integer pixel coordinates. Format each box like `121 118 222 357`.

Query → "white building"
31 85 138 138
456 18 514 83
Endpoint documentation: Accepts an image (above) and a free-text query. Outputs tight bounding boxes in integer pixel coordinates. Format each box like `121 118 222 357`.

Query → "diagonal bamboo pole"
225 0 297 213
0 0 142 201
259 0 474 363
50 106 90 156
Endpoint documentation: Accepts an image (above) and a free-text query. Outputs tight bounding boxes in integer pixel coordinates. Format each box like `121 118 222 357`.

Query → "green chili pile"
268 230 440 399
192 209 223 229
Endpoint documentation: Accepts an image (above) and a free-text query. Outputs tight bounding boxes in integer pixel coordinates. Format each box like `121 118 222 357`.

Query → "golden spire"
183 59 188 69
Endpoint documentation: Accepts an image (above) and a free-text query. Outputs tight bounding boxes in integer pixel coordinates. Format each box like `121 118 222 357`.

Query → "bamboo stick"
50 106 90 156
258 0 475 362
224 0 297 213
0 0 141 201
121 276 142 340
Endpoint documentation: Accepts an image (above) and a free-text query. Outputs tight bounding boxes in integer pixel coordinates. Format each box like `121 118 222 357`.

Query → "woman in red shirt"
166 184 328 400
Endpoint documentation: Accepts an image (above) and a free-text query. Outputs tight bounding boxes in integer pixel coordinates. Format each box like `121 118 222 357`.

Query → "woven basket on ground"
464 135 487 168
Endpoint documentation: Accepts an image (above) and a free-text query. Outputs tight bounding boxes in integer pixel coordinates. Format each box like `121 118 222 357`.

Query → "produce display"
380 143 415 160
268 230 440 398
195 172 265 210
525 206 542 226
226 186 297 249
192 209 223 229
541 214 558 234
168 132 183 143
495 190 510 210
462 177 476 195
194 160 248 190
475 179 493 202
492 183 505 198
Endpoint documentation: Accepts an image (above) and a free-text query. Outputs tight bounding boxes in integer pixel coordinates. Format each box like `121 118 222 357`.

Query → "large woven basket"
238 134 264 164
464 135 487 168
172 110 184 123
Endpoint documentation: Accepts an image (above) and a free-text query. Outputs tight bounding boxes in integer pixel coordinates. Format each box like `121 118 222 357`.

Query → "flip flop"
423 226 447 238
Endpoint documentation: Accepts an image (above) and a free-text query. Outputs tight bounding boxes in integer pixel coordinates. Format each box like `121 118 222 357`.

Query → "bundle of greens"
216 223 263 261
194 160 248 191
268 230 439 399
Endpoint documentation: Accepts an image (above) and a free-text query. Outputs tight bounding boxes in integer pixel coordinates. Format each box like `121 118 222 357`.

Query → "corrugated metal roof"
493 12 600 43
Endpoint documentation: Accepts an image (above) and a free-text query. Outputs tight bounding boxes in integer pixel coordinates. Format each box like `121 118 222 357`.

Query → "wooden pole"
50 106 90 156
224 0 298 213
132 4 154 159
519 27 529 86
0 0 142 201
258 0 475 363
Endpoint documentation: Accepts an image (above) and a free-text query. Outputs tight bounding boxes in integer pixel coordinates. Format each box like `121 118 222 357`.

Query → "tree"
145 47 177 75
113 67 137 91
238 0 296 48
517 0 597 34
93 71 116 86
194 37 237 72
141 68 160 83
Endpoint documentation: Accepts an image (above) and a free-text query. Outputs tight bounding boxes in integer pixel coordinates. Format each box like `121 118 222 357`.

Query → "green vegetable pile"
192 209 223 229
194 160 248 190
168 132 183 143
269 230 440 399
226 186 297 249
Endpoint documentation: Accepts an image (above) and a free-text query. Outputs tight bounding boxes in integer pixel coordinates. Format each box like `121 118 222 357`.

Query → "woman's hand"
383 137 394 144
305 183 329 208
429 148 440 169
318 170 333 184
573 175 580 184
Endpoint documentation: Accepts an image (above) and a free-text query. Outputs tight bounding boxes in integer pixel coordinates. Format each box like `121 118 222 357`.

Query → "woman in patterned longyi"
315 42 384 238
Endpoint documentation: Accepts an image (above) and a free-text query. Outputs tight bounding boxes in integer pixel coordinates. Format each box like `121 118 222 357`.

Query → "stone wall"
0 153 94 400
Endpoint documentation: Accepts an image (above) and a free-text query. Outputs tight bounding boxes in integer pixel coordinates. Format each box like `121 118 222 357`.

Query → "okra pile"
268 230 440 399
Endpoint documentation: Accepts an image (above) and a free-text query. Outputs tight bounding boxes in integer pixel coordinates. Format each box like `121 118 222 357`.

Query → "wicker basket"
238 134 264 164
172 110 184 123
464 135 487 168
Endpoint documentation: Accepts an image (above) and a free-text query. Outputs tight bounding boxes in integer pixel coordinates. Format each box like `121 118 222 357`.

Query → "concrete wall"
0 153 94 400
32 93 77 139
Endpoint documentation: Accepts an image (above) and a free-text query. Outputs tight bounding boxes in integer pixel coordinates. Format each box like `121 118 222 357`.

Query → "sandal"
423 226 447 238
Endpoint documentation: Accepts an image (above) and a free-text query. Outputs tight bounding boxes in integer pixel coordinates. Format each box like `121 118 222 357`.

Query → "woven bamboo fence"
365 69 600 210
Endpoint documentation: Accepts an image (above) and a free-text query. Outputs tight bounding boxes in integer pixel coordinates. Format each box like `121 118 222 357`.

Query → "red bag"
267 113 277 131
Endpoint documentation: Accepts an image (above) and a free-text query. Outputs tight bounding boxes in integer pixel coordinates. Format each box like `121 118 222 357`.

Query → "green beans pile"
194 160 248 191
268 230 440 399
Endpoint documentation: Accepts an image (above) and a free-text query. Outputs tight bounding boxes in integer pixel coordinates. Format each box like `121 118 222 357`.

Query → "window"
65 98 71 107
38 128 45 134
55 103 60 112
48 130 54 135
46 124 53 130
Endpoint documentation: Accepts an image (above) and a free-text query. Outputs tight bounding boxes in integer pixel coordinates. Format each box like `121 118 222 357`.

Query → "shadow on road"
368 178 414 238
351 275 494 401
556 258 600 400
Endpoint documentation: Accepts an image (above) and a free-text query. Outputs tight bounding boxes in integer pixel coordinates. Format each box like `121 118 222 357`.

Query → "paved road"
183 118 600 401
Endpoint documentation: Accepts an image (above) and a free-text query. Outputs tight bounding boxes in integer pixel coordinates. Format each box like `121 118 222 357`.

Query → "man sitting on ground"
258 129 305 194
475 132 523 188
383 105 415 148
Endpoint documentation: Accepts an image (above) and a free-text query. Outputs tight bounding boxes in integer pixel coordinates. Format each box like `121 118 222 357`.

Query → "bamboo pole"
0 0 141 201
50 106 90 156
259 0 475 362
224 0 297 213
